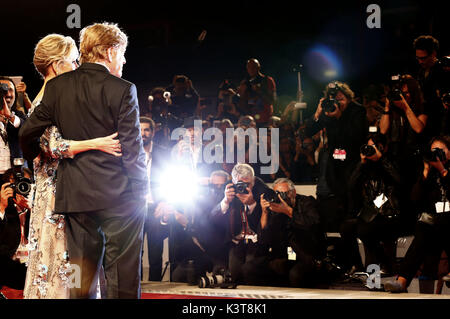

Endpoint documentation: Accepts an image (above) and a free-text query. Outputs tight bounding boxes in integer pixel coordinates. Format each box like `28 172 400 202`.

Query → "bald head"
246 58 261 77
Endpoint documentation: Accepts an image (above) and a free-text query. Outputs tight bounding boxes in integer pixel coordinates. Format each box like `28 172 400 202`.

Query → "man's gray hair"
273 178 296 191
210 170 231 181
231 163 254 184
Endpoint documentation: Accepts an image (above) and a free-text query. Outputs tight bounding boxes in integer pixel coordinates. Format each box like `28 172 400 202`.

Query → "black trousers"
228 241 262 284
144 204 169 281
0 257 27 290
356 215 402 270
399 214 450 286
64 199 145 299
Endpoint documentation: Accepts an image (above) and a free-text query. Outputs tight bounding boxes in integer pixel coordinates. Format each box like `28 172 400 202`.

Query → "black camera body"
263 188 290 204
0 83 8 98
10 158 32 197
322 82 339 113
423 148 446 163
232 181 249 194
360 144 376 157
387 75 403 101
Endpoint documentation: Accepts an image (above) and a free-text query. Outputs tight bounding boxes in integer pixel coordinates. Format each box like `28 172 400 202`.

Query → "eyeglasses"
415 54 429 61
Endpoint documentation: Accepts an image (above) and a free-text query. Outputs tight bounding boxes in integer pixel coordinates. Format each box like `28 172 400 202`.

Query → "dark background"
1 0 448 118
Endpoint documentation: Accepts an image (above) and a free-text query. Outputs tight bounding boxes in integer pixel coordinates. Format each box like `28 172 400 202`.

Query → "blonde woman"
23 34 121 299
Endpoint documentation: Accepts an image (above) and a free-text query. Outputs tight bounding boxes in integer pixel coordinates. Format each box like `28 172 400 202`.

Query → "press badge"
435 202 450 214
374 193 388 208
245 234 258 243
287 247 297 261
333 149 346 161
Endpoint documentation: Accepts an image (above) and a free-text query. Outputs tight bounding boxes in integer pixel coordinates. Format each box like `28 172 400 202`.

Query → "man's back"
22 63 147 213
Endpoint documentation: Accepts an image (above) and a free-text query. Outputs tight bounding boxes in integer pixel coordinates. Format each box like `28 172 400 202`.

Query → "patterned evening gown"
23 99 73 299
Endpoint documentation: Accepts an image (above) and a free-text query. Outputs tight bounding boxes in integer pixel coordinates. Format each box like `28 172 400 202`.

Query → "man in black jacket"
19 23 148 299
0 77 27 174
347 132 403 274
306 81 368 273
260 178 326 287
0 173 30 291
210 163 270 284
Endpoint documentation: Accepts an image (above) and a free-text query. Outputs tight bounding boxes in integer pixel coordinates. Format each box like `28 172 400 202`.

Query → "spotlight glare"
158 166 199 205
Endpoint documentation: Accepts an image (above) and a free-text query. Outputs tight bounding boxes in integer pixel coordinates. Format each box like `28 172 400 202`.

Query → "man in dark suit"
210 163 270 284
19 23 148 299
139 116 171 281
0 174 30 291
0 77 27 174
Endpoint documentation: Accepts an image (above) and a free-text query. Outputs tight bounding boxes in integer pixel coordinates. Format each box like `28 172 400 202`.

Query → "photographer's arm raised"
379 98 391 134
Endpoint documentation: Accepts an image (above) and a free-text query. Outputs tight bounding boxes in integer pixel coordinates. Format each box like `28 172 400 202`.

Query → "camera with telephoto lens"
198 268 236 289
387 75 402 101
423 148 446 163
233 181 249 194
322 82 339 113
9 158 32 197
360 144 376 157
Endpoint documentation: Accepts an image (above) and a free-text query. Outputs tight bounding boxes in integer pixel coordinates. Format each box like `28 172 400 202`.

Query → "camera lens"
322 98 336 113
360 144 376 157
16 179 31 196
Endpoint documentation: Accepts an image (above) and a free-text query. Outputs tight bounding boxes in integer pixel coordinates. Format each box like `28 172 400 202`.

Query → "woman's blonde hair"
33 34 78 78
79 22 128 64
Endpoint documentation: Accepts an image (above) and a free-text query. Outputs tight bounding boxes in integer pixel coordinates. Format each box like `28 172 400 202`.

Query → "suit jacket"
19 63 148 213
210 176 270 246
6 106 26 161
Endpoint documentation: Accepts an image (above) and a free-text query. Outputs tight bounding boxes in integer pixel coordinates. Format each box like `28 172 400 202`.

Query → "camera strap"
239 205 257 244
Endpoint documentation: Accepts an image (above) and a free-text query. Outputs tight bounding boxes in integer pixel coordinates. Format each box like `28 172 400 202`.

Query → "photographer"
413 36 449 143
238 58 276 126
156 170 231 284
166 75 200 119
305 82 368 234
0 77 27 174
379 75 427 230
347 132 403 274
210 163 270 284
0 168 32 294
215 80 241 124
259 178 326 287
385 135 450 292
145 87 181 147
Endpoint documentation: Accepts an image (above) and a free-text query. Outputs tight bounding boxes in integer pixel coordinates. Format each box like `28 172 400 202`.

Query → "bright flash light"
158 166 199 205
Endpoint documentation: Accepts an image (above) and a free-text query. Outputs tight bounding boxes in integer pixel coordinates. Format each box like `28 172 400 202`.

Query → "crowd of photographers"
1 34 449 295
140 35 449 291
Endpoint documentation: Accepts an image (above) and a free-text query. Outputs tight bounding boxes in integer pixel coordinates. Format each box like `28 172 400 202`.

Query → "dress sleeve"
40 126 74 160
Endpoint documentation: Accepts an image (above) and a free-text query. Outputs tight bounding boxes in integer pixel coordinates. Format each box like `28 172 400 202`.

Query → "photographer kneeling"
211 163 270 285
347 132 403 274
260 178 326 288
0 167 32 296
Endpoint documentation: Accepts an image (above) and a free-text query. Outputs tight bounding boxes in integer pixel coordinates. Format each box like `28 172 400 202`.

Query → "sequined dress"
23 100 73 299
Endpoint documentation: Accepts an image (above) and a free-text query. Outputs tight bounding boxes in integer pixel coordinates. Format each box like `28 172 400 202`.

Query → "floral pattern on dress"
23 100 73 299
